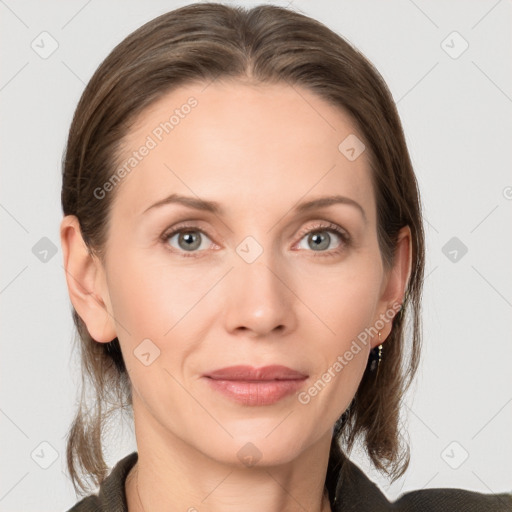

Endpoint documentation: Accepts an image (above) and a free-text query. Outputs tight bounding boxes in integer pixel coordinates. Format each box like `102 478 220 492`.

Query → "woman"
60 3 512 511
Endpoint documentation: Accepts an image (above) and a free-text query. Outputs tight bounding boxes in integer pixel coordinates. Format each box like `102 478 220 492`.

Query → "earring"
369 331 383 374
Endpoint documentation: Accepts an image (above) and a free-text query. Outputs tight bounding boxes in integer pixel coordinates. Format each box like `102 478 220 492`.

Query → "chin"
195 428 314 469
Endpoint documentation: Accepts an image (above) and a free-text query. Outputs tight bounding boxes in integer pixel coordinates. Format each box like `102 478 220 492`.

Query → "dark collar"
326 443 391 511
70 450 512 512
91 449 391 511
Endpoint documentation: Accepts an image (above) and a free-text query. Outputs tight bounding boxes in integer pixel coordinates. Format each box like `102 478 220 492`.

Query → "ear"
372 225 412 348
60 215 117 343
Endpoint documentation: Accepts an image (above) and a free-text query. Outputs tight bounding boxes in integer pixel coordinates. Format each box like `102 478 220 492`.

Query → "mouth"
202 365 309 406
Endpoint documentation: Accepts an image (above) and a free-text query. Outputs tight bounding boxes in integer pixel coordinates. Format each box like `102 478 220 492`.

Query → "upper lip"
204 365 308 381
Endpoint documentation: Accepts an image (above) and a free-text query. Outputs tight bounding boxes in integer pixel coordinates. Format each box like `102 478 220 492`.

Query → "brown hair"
62 2 424 496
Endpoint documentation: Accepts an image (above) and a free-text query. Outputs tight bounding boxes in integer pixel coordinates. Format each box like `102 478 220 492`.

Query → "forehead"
111 79 375 223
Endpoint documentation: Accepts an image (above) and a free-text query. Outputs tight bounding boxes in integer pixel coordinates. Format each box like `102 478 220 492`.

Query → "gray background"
1 0 511 510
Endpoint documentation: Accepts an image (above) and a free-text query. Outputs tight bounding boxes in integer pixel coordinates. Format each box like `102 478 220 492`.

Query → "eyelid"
159 221 216 256
291 221 351 257
159 219 351 257
294 221 349 243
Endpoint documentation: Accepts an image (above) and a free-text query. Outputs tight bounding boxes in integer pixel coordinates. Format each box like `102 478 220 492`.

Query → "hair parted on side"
61 2 424 496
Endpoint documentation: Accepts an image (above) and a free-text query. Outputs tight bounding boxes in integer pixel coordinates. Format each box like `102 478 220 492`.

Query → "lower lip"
203 378 306 406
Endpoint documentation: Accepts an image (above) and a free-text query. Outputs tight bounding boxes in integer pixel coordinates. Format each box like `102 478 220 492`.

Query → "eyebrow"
142 193 367 223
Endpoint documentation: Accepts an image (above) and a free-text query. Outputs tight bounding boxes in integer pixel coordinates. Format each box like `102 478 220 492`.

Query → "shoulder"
65 452 138 512
66 495 101 512
392 486 512 511
334 455 512 512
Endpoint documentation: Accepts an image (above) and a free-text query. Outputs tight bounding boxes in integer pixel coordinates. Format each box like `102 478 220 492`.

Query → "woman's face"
81 80 409 466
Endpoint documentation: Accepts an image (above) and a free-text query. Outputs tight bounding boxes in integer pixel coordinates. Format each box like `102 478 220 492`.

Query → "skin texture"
60 80 411 512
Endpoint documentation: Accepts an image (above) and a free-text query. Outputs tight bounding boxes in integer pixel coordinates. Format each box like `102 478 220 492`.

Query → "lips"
204 365 308 381
202 365 308 406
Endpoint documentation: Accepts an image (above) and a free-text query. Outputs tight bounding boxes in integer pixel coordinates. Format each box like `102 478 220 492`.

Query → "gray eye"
168 230 211 252
297 230 341 252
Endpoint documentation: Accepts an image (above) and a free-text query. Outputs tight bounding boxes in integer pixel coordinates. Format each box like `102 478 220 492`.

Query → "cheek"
105 249 222 395
294 254 383 338
295 336 369 438
292 257 382 407
106 248 211 339
104 256 194 407
298 305 374 426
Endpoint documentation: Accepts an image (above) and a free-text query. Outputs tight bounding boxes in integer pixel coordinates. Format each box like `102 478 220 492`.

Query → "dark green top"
66 450 512 511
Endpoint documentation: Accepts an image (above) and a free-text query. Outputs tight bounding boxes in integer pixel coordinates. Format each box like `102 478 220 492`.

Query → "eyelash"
159 221 351 259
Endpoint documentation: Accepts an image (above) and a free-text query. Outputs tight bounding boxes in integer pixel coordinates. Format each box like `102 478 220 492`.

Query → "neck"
126 399 334 512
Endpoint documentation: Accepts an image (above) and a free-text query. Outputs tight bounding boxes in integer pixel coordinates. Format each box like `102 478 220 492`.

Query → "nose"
223 256 297 339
